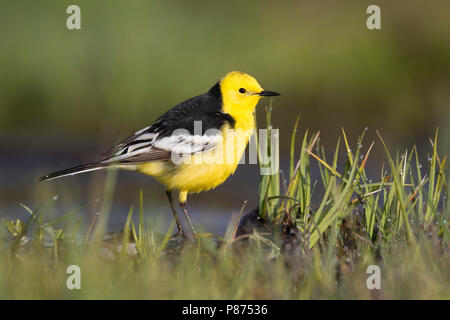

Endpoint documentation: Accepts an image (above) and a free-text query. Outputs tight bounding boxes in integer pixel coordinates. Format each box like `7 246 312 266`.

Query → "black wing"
101 82 234 164
41 82 234 181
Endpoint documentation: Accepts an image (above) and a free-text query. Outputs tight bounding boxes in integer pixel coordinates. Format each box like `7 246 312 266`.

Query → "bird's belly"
138 130 251 193
165 161 239 193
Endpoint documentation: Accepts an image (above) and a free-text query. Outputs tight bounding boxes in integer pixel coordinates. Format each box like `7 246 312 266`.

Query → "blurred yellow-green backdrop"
0 1 449 232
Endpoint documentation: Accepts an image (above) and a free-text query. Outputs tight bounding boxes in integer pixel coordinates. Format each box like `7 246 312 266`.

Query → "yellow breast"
138 113 255 193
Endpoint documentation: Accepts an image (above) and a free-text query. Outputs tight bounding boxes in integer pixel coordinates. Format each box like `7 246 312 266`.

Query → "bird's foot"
169 231 198 242
169 230 185 239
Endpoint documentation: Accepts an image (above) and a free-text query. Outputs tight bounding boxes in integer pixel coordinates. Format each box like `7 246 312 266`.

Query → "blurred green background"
0 1 449 231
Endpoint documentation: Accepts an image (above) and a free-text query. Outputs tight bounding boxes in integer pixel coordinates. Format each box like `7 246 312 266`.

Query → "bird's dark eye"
239 88 246 94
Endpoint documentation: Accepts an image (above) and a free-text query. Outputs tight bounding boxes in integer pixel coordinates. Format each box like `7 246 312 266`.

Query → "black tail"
40 163 107 182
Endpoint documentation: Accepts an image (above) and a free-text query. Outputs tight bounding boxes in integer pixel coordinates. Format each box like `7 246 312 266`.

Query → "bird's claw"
169 231 185 239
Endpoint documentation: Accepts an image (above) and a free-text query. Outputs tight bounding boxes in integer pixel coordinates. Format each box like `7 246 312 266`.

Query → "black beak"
259 90 280 97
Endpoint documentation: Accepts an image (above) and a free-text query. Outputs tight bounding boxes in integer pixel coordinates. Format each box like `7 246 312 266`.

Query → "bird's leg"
179 191 197 236
165 190 184 238
179 203 197 236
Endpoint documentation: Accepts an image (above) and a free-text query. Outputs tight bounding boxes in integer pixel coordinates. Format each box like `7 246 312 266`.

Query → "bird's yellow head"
219 71 280 114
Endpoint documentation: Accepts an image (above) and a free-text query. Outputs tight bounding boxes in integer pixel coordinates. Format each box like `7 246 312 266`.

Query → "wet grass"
0 113 448 299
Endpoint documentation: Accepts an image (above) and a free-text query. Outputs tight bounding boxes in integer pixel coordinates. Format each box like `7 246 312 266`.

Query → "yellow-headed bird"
41 71 280 238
